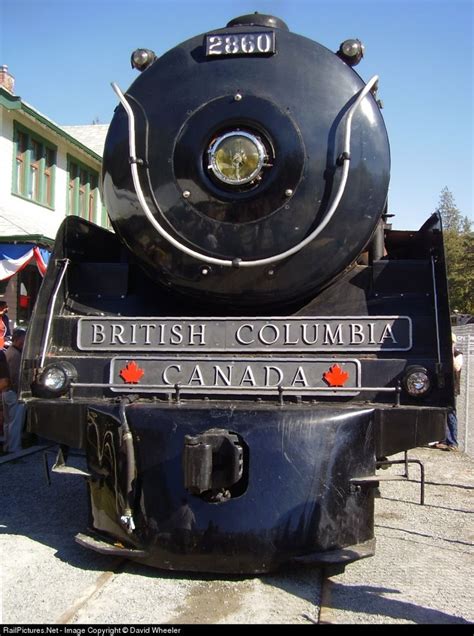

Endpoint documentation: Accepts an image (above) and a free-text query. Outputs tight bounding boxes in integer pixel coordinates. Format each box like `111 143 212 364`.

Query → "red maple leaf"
119 361 145 384
323 364 349 387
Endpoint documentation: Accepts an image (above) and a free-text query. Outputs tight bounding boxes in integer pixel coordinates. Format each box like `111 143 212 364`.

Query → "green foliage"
436 187 473 314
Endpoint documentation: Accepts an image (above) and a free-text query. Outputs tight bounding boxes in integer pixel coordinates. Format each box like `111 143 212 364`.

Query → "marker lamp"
338 39 365 66
37 362 77 397
403 366 431 397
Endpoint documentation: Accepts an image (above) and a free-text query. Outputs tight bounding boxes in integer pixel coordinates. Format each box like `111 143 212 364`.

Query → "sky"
1 0 472 231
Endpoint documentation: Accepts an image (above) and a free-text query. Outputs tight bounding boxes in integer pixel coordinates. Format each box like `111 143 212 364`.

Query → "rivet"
183 190 191 198
234 93 242 101
285 189 293 197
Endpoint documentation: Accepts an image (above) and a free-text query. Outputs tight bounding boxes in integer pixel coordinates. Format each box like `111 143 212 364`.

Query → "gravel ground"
0 444 472 624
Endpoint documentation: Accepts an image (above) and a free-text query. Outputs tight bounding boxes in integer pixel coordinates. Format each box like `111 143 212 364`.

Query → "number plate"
206 31 276 57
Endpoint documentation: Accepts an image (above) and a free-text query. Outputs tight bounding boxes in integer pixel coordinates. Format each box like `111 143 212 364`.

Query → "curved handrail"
111 75 379 268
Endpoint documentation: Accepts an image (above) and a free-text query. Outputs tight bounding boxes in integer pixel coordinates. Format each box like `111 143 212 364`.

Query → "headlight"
403 366 431 397
130 48 157 72
208 130 267 186
37 362 77 397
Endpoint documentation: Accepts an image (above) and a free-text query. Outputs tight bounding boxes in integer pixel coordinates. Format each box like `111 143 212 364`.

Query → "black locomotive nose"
103 13 389 307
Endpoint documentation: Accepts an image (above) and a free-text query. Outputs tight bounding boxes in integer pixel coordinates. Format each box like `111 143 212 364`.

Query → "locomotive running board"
291 538 376 567
75 532 148 558
51 446 91 478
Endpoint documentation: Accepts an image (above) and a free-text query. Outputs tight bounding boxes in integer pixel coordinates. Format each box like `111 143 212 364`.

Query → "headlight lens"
403 366 431 397
43 366 68 391
37 362 77 397
208 131 267 186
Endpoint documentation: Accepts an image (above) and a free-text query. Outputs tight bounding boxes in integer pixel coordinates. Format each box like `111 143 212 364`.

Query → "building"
0 65 109 329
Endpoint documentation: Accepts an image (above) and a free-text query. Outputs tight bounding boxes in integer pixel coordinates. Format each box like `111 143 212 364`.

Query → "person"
435 334 462 451
0 375 25 453
169 497 196 553
2 328 27 453
453 337 463 397
5 328 26 393
0 301 12 349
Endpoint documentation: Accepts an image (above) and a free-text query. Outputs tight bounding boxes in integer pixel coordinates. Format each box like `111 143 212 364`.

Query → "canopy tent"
0 243 51 280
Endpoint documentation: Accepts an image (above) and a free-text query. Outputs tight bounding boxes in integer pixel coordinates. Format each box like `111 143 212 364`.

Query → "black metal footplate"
75 531 148 558
291 537 376 566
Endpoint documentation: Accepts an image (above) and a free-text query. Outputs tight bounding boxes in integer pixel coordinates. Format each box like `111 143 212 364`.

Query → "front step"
75 531 148 558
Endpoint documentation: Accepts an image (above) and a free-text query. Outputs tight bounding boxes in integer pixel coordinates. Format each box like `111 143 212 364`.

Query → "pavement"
322 445 474 625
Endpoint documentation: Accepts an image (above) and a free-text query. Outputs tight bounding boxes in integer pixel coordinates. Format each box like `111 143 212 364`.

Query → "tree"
436 187 474 314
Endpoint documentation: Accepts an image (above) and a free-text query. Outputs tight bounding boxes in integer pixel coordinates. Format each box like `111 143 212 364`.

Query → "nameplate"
77 316 412 352
109 356 361 395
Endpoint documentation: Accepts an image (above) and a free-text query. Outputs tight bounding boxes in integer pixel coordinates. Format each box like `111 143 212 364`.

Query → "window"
13 123 56 208
67 156 100 223
100 203 111 229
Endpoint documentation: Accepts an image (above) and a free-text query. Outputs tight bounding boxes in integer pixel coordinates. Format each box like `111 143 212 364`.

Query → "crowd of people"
0 301 27 454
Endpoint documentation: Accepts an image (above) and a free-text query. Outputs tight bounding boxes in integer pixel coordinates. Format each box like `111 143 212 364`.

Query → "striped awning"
0 243 51 280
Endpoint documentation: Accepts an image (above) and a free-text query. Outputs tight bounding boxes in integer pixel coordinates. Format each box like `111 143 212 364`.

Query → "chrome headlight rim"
207 129 268 186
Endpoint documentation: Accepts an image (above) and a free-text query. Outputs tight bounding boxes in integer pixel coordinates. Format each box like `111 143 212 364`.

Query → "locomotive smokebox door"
183 429 245 502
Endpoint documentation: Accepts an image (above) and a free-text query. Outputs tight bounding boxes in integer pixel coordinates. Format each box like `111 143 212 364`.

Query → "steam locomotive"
23 14 453 574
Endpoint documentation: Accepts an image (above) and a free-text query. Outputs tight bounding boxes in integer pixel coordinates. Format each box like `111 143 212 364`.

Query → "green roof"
0 234 55 248
0 86 102 162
